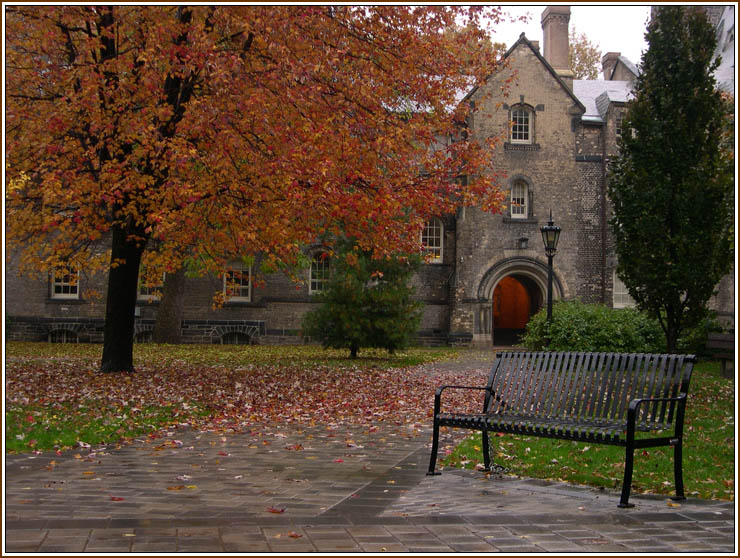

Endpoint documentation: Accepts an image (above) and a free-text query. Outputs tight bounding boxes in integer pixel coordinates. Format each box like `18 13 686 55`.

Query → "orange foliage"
6 5 507 278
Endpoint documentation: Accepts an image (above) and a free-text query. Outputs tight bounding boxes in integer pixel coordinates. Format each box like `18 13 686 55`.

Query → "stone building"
5 5 734 346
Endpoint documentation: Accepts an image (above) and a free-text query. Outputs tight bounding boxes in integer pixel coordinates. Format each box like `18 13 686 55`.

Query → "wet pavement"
4 351 736 554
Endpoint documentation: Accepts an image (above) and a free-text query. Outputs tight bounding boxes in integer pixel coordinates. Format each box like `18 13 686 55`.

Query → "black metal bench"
706 331 734 379
427 351 696 508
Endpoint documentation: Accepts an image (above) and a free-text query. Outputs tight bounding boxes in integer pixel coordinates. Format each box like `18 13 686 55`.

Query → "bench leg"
671 440 686 502
426 420 442 476
618 444 635 508
481 430 491 472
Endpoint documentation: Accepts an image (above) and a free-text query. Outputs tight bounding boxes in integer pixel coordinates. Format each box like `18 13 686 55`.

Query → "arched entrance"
476 257 566 347
492 275 543 345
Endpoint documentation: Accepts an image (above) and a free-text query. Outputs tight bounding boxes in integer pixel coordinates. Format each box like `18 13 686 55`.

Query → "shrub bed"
521 300 665 353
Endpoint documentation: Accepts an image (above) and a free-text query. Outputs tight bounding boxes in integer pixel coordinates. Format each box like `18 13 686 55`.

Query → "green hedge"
521 301 665 353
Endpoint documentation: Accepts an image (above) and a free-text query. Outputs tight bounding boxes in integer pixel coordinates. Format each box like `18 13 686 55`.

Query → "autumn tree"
569 28 601 79
6 6 507 372
608 6 734 353
302 240 422 358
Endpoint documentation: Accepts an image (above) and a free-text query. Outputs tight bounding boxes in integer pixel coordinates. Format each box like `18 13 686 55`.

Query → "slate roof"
572 80 633 123
712 6 735 94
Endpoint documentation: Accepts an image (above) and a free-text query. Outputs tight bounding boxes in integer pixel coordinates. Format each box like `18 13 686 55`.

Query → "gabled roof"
573 80 633 123
613 55 640 80
462 33 585 114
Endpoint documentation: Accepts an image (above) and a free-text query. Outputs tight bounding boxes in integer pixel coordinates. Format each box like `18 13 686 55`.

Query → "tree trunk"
665 328 678 354
350 343 359 359
100 225 146 373
152 267 186 344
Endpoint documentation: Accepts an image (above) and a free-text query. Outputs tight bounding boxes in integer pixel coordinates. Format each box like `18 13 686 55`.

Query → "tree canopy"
569 28 601 79
5 6 508 371
607 6 734 353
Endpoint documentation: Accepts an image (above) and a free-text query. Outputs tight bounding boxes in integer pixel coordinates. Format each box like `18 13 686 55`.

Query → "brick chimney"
541 6 574 85
601 52 621 80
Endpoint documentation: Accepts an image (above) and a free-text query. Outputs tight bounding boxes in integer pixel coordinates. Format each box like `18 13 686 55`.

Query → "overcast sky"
489 4 651 67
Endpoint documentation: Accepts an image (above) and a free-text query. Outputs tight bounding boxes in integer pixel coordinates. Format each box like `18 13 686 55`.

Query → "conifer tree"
608 6 734 353
302 240 422 358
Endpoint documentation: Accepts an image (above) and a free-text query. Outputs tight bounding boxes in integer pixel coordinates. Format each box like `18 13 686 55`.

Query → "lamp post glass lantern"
541 210 561 323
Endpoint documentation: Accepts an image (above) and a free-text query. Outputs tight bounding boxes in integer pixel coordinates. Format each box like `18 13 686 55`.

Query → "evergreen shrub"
521 300 665 353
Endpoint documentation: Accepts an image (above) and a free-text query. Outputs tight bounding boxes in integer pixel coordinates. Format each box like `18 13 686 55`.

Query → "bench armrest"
626 394 688 436
433 385 493 418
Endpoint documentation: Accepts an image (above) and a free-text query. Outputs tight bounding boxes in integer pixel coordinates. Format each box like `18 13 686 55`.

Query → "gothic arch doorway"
492 275 542 345
476 257 567 347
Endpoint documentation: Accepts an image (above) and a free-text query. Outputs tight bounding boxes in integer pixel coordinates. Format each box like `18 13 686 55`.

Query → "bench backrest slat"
586 352 611 421
572 352 595 421
486 352 695 427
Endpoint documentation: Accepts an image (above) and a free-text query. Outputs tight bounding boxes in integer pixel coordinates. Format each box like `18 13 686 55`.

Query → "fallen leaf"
333 458 344 463
167 485 185 491
266 506 285 514
110 496 125 501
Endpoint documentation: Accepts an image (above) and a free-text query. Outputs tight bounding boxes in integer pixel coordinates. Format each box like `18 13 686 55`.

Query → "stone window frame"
421 218 444 263
509 104 535 144
223 262 251 302
309 252 331 295
50 266 80 300
503 176 536 223
510 180 529 219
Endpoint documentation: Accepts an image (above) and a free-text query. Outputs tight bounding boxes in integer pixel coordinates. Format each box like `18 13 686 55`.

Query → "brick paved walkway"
4 350 736 553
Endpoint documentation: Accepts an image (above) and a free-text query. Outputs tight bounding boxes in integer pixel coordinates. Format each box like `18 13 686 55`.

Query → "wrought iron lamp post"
540 210 561 323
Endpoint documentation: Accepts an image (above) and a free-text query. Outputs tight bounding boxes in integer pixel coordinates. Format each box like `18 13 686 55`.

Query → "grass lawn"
5 342 459 453
442 360 735 501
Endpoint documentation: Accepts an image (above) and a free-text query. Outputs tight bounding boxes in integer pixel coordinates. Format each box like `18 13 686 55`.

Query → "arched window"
309 253 331 294
421 218 443 263
510 181 528 219
510 107 533 144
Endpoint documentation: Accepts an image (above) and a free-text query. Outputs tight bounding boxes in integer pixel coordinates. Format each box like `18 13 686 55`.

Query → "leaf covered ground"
5 343 486 453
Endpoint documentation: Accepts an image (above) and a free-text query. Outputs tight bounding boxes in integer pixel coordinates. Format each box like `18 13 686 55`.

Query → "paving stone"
130 541 178 552
311 540 362 552
358 541 409 552
2 353 735 554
